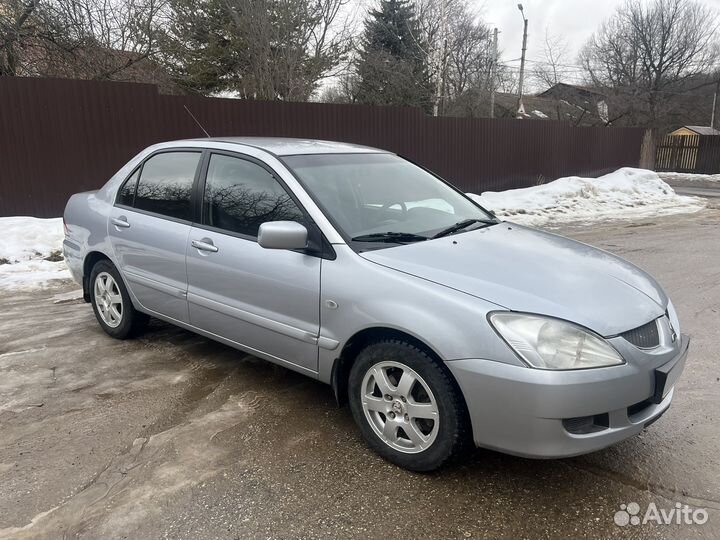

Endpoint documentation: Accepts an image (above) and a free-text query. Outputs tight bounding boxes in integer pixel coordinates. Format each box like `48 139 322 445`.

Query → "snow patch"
52 289 84 304
468 168 705 227
658 172 720 183
0 217 71 290
531 109 549 119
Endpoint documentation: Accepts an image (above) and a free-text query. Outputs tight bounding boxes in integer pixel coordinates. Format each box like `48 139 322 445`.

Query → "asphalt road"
674 186 720 199
1 204 719 539
661 175 720 199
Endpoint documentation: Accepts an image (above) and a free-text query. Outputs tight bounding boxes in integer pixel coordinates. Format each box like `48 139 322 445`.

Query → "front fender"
317 245 522 384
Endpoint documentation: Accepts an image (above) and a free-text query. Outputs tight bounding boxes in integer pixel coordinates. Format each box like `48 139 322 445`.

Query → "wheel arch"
82 251 113 302
330 327 467 412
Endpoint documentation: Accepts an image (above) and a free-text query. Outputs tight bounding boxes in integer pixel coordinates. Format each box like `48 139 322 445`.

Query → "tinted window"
117 168 139 206
203 154 304 237
134 152 201 220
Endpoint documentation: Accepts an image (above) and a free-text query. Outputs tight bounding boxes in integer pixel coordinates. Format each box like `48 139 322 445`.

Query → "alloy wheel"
94 272 123 328
360 361 440 454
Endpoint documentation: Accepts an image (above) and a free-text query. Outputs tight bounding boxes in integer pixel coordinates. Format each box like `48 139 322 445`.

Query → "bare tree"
1 0 167 81
532 28 569 90
0 0 53 76
580 0 720 127
50 0 166 79
317 71 359 103
446 9 491 98
413 0 490 115
494 63 517 94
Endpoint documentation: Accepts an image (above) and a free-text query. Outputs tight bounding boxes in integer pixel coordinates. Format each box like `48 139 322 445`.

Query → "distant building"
669 126 720 137
539 82 716 131
445 88 600 124
537 83 609 126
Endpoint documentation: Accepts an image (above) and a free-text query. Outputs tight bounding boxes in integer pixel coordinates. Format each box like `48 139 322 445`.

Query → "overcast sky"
335 0 720 94
475 0 720 81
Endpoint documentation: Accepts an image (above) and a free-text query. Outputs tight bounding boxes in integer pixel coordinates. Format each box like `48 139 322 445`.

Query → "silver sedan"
63 138 689 471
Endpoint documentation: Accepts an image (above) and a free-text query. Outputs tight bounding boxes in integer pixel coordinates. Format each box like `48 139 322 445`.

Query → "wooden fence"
0 77 648 217
655 134 720 173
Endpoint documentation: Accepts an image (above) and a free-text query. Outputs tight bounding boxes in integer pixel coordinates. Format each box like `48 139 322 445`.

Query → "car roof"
186 137 387 156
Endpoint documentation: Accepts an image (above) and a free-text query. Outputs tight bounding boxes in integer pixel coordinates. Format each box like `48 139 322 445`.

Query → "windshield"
283 153 496 248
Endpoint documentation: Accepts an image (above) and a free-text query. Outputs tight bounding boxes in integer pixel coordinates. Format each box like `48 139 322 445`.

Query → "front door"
186 152 321 372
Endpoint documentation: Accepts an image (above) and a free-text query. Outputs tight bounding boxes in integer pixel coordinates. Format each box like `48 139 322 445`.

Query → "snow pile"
0 217 71 290
469 168 705 227
658 172 720 184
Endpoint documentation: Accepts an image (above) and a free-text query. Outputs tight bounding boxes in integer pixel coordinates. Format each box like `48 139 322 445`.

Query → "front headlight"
489 312 624 370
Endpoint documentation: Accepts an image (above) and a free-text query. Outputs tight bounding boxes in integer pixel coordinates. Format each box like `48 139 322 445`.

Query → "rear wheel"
89 260 148 339
348 339 469 471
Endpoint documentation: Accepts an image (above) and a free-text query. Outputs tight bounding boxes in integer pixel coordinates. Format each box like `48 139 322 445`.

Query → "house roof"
538 83 609 100
492 93 604 124
683 126 720 136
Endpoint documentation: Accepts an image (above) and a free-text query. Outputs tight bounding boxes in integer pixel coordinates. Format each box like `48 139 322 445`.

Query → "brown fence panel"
655 134 720 174
696 136 720 174
0 77 646 217
655 135 699 172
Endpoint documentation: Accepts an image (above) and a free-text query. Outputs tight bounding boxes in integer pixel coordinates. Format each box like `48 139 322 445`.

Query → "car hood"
360 223 667 337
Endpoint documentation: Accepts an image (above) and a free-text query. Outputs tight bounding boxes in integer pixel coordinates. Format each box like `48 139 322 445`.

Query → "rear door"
186 151 321 373
109 150 202 323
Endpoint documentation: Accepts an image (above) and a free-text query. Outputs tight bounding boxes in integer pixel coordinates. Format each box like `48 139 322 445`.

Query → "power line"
503 58 588 70
494 63 719 98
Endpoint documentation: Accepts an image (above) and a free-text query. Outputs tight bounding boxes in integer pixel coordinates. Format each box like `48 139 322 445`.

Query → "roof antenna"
183 105 211 138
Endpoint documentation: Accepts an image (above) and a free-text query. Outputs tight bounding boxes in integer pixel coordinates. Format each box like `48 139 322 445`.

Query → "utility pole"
432 1 448 117
516 3 528 118
711 78 720 129
489 28 498 118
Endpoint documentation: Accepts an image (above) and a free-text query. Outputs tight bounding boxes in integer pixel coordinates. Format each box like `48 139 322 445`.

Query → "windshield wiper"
432 218 497 239
351 232 429 243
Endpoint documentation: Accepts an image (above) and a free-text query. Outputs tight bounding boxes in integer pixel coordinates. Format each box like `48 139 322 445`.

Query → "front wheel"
89 260 149 339
348 339 469 471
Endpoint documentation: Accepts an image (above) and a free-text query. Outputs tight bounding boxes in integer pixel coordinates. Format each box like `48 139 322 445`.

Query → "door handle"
111 217 130 229
191 239 219 253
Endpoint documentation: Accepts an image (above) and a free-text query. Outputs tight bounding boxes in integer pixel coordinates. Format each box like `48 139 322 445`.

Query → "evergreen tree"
159 0 349 100
355 0 431 111
159 0 241 95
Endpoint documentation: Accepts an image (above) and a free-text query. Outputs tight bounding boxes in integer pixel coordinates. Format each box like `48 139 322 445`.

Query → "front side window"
283 153 496 247
134 152 201 221
202 154 305 237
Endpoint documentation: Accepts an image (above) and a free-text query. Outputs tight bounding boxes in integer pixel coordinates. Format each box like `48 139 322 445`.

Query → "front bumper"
447 334 689 458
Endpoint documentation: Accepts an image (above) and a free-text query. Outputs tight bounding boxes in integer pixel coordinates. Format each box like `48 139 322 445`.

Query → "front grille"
621 319 660 349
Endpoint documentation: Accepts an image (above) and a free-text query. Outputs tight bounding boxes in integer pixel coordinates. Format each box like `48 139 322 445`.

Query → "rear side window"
134 152 201 221
202 154 305 237
117 168 139 207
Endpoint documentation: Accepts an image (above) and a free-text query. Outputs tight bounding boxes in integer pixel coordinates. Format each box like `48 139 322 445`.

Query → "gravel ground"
1 204 719 540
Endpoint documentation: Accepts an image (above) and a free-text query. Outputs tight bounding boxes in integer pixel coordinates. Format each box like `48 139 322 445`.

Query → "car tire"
348 339 470 471
89 260 149 339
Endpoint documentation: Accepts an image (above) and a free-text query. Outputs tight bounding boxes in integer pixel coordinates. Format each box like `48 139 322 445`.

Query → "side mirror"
258 221 308 250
